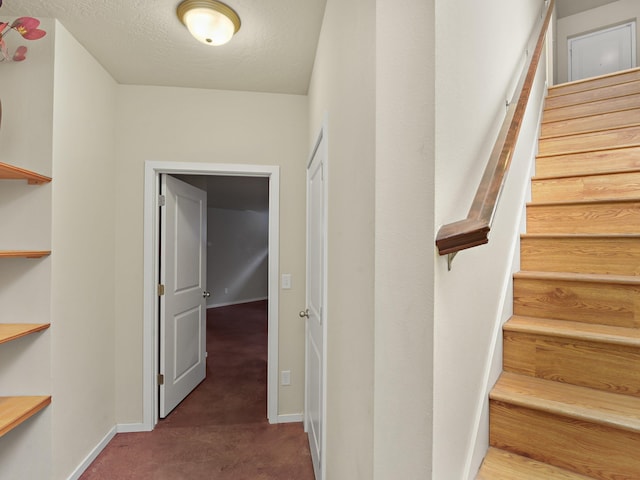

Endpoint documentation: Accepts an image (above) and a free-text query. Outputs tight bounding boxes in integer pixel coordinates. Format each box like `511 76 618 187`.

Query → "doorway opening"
142 162 280 430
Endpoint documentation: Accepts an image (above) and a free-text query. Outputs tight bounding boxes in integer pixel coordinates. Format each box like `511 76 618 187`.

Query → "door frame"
142 161 280 429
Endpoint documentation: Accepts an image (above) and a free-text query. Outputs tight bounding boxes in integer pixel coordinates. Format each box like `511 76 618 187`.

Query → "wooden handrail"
436 0 555 258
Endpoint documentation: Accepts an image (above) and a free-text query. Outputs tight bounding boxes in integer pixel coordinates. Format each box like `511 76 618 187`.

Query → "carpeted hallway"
80 300 314 479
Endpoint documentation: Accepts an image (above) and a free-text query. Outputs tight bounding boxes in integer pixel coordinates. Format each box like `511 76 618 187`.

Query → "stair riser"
541 109 640 138
531 171 640 203
526 202 640 234
545 80 640 110
490 401 640 480
535 147 640 179
538 126 640 157
548 70 640 98
503 331 640 397
520 237 640 276
543 93 640 124
514 277 640 328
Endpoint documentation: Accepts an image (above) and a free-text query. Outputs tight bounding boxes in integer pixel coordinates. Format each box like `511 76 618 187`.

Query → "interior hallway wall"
374 0 435 478
114 86 308 422
307 0 376 476
0 19 118 480
50 21 118 480
207 206 269 307
0 17 55 480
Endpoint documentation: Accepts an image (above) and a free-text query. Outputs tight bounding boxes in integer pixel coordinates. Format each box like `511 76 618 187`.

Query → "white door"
569 22 636 81
159 175 208 418
304 133 326 480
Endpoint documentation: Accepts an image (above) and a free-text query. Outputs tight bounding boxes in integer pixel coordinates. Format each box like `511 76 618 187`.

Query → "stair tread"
527 197 640 207
532 167 640 181
491 372 640 433
476 447 594 480
534 167 640 181
514 270 640 285
506 316 640 346
522 233 640 239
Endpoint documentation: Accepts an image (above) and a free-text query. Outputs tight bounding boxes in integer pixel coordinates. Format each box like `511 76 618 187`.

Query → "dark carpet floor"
80 301 314 480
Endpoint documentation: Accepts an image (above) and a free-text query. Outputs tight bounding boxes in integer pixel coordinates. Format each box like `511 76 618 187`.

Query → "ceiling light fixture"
177 0 241 46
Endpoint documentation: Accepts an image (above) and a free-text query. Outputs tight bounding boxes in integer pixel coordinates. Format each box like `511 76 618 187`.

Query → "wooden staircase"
477 67 640 479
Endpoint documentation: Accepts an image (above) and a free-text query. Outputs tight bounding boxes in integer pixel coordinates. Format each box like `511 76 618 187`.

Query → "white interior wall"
0 19 117 480
374 0 435 478
307 0 376 477
50 22 118 479
0 18 55 480
557 0 640 83
433 0 543 478
207 206 269 307
114 86 308 423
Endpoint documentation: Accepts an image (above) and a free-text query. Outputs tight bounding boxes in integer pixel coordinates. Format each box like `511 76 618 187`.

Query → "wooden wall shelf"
0 162 51 185
0 251 51 259
0 324 50 345
0 156 53 449
0 396 51 437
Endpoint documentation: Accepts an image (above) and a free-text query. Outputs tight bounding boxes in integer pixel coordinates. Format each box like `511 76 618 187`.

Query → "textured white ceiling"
1 0 327 95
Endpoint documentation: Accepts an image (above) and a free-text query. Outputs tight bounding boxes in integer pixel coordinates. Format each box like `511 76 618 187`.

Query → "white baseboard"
66 426 116 480
117 422 151 433
207 296 268 309
277 413 303 424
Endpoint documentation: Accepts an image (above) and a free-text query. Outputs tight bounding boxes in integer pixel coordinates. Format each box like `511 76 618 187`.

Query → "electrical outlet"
281 370 291 386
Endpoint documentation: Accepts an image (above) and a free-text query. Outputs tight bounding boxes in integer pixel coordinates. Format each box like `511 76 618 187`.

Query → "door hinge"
158 284 165 296
158 194 166 207
157 374 164 385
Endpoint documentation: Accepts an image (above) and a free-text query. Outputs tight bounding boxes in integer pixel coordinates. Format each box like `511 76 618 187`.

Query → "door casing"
142 161 280 429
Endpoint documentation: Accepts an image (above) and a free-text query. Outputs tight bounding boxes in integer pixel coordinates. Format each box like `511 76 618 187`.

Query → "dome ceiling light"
177 0 241 46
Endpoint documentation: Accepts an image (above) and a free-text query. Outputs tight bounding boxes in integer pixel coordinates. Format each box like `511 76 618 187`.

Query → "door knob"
203 291 211 298
299 309 309 318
